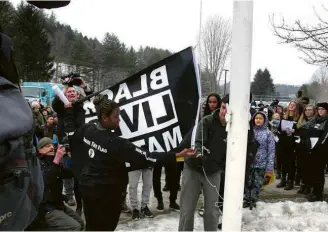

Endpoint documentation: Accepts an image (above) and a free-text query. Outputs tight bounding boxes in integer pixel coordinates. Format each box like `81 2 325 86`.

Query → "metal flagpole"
222 1 254 231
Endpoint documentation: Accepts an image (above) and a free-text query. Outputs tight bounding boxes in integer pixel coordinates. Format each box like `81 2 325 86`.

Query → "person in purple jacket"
244 111 275 209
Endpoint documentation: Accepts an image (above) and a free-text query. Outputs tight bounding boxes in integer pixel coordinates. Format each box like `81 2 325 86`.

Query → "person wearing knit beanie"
37 137 53 151
317 102 328 112
35 138 84 230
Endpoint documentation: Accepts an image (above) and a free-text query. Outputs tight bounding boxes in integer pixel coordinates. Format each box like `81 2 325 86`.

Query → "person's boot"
297 185 306 194
308 191 323 202
276 176 286 188
157 201 164 212
303 185 312 195
284 180 294 190
132 209 140 220
243 200 250 208
121 201 130 213
276 173 281 180
169 201 180 212
249 201 257 210
67 196 76 206
140 206 154 218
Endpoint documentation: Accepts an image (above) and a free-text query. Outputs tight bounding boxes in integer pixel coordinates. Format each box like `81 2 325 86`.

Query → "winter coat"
251 111 275 172
298 115 328 154
52 96 86 142
38 155 73 211
189 108 228 175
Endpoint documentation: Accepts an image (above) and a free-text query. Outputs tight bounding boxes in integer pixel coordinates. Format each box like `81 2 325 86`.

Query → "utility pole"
222 1 254 231
223 69 229 95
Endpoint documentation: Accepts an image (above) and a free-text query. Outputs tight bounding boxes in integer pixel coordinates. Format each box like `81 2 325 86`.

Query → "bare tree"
311 66 328 101
270 5 328 66
199 15 231 94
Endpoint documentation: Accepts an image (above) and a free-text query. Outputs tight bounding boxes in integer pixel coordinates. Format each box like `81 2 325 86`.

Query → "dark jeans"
295 144 307 184
81 185 125 231
281 144 296 181
275 142 283 174
177 162 184 186
308 153 327 197
153 160 179 203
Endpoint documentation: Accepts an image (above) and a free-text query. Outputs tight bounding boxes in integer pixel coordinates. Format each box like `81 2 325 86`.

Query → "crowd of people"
23 85 328 231
22 76 196 231
1 14 328 230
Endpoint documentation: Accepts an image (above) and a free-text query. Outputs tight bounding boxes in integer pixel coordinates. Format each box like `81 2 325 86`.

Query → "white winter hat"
31 101 40 108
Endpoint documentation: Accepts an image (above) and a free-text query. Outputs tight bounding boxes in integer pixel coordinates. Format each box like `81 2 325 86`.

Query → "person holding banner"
65 94 196 231
52 86 86 215
179 94 229 231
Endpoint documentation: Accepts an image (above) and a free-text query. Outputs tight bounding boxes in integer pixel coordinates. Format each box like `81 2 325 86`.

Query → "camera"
60 72 83 87
61 136 70 153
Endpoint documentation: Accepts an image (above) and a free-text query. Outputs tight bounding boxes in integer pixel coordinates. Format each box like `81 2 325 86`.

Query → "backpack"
0 79 44 231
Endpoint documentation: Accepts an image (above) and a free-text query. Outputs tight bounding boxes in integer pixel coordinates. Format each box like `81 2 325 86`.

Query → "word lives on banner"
82 47 201 153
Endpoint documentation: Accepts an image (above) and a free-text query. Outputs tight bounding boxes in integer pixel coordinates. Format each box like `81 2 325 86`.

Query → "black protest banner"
82 47 201 152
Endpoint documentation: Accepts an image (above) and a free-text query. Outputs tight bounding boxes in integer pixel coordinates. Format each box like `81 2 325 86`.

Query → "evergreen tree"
70 34 92 66
251 68 275 96
0 1 15 35
4 2 174 83
102 32 125 67
124 47 137 74
13 2 54 81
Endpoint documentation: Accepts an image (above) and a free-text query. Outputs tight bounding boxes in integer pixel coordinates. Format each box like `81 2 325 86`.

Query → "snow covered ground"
116 201 328 231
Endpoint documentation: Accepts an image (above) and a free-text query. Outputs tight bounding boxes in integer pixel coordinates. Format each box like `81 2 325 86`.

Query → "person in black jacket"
66 94 195 231
299 102 328 201
276 101 300 190
52 86 89 142
29 137 84 231
193 94 258 230
53 85 90 214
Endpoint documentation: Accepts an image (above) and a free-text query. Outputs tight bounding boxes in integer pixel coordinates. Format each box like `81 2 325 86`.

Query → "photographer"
53 86 85 213
32 137 84 231
65 94 195 231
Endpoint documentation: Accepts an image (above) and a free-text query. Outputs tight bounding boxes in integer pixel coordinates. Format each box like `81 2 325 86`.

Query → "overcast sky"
11 0 326 86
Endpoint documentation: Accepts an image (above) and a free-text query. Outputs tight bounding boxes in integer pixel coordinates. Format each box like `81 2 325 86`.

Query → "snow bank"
116 201 328 231
243 201 328 231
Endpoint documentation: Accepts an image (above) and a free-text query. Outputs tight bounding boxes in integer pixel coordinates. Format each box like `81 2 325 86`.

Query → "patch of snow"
116 201 328 231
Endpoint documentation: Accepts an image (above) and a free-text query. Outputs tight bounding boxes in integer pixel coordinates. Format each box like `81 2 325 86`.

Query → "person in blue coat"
244 111 275 209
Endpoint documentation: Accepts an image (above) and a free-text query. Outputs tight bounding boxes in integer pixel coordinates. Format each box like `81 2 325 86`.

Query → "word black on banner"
82 47 201 153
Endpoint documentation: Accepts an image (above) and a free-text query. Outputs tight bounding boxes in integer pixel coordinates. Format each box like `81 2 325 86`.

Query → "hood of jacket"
252 111 268 130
